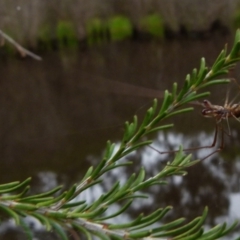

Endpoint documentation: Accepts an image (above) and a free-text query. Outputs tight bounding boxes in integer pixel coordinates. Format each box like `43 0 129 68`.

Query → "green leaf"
93 231 111 240
228 36 240 59
11 203 38 211
197 79 230 89
211 49 227 71
0 204 20 225
109 234 123 240
122 140 152 156
31 212 52 231
0 178 31 193
72 205 107 219
71 203 88 213
72 223 93 240
19 197 54 204
140 107 155 128
128 229 152 238
96 200 132 221
165 107 193 119
131 207 172 231
0 181 21 191
122 121 131 142
178 228 204 240
132 167 145 186
19 218 33 240
179 92 210 105
61 200 86 209
172 207 208 239
91 158 107 178
1 186 30 200
101 181 120 202
195 58 207 86
224 57 240 65
104 141 113 159
147 123 174 134
37 192 67 207
159 90 171 115
80 166 93 182
191 68 198 84
212 58 226 73
50 220 68 240
172 82 178 101
45 210 68 219
176 75 191 101
205 70 229 81
78 179 102 192
20 185 62 202
198 224 225 239
128 115 138 139
152 218 186 233
100 162 132 175
108 213 143 229
64 184 77 202
220 220 238 237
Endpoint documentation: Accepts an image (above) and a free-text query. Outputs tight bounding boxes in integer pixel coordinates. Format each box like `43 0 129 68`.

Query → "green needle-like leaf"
131 207 172 231
159 90 171 115
31 212 52 231
0 178 31 193
50 220 68 240
0 204 20 225
20 185 62 202
152 218 186 233
61 200 85 209
108 213 143 229
0 181 21 190
19 218 33 240
96 200 133 221
72 223 93 240
147 123 174 134
64 184 77 201
197 79 230 89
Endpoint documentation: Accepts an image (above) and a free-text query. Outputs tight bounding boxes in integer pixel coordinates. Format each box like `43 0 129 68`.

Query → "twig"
0 29 42 61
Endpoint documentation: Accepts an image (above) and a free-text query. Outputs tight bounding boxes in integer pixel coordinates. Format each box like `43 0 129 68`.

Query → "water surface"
0 35 240 238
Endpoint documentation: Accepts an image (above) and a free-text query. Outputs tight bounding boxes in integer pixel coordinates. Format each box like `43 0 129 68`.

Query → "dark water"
1 36 240 238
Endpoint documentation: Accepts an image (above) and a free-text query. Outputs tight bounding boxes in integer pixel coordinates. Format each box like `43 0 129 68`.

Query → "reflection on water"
59 130 240 237
1 36 240 238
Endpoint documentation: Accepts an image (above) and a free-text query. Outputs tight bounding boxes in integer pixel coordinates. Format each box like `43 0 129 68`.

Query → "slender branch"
0 29 42 61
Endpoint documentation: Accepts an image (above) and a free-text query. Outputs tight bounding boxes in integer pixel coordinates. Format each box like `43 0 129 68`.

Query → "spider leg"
150 123 219 155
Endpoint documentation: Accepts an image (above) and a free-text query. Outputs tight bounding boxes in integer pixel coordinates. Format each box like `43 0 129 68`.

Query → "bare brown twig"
0 29 42 61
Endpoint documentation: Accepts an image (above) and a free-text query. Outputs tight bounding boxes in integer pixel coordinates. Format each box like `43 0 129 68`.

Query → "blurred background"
1 1 240 239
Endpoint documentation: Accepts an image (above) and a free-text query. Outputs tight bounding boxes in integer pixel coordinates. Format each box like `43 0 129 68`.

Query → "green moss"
140 14 164 38
86 18 109 45
108 16 133 40
56 21 78 48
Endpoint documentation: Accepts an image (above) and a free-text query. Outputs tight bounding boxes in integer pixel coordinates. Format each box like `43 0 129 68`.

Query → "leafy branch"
1 30 240 239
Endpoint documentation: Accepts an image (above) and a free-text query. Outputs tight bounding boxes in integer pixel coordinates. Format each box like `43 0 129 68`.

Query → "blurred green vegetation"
86 16 133 44
86 18 109 45
108 16 133 40
1 14 166 52
140 14 164 38
56 21 78 49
